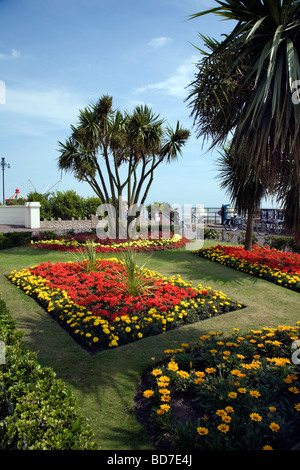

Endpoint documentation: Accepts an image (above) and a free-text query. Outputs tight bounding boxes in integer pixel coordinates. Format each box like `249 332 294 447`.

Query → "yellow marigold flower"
177 370 189 378
249 390 261 398
168 361 179 371
161 395 171 402
195 371 205 378
262 445 274 450
197 427 209 435
152 369 162 376
225 406 234 413
216 409 227 416
205 367 216 374
250 413 262 421
294 403 300 412
269 406 277 413
143 390 154 398
289 387 300 394
228 392 237 399
156 409 165 415
222 414 232 423
238 388 247 394
269 422 280 432
160 404 170 412
217 424 229 434
194 378 204 385
158 388 170 395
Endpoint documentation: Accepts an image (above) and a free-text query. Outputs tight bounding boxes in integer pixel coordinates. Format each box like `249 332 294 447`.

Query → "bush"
0 295 97 450
264 236 300 253
27 190 102 220
0 232 32 250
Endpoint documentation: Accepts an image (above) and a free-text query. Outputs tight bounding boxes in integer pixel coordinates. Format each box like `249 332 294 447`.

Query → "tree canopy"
58 95 190 237
187 0 300 242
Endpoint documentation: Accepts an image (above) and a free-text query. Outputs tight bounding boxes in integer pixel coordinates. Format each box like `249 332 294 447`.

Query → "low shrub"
0 231 32 250
0 296 97 449
264 236 300 254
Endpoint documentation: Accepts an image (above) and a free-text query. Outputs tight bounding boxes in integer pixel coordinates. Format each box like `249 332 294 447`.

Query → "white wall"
0 202 40 229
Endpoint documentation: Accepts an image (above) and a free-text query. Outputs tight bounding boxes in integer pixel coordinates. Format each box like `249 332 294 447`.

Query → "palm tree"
58 95 190 238
217 142 268 250
187 0 300 242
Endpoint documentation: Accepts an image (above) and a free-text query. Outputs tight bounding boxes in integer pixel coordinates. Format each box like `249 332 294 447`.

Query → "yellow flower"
228 392 237 399
250 413 262 422
143 390 154 398
160 404 170 412
205 367 216 374
152 369 162 376
225 406 234 414
262 445 274 450
249 390 261 398
269 422 280 432
197 427 209 435
217 424 229 434
168 361 179 371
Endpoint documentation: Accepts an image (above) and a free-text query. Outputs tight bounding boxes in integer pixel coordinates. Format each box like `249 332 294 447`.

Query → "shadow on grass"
143 249 259 288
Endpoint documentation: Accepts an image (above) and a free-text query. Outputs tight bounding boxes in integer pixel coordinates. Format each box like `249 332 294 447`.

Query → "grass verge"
0 241 299 450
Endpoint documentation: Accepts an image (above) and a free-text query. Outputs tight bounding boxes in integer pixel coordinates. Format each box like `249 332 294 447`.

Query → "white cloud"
135 55 198 99
148 37 172 48
0 85 91 137
0 49 21 60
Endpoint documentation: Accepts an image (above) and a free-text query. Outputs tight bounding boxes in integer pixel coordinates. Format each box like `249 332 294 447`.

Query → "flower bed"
137 324 300 450
193 245 300 292
8 259 243 351
30 232 190 253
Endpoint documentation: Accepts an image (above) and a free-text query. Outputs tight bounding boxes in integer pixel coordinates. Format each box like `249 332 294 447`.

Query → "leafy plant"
72 239 100 272
113 247 159 297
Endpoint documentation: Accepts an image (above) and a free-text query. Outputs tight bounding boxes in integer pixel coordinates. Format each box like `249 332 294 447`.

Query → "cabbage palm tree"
217 142 268 250
187 0 300 242
58 95 190 238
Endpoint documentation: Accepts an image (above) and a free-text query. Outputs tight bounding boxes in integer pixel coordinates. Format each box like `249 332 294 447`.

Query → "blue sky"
0 0 275 209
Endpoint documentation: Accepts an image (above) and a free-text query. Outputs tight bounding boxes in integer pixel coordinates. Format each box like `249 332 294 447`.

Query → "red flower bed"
30 259 195 322
9 258 243 350
217 245 300 274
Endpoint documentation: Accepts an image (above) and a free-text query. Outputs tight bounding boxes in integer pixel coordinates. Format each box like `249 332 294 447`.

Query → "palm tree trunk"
244 207 254 251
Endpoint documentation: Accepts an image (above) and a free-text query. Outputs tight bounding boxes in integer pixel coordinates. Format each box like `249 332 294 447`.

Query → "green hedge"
0 232 32 250
264 236 300 253
0 296 97 450
27 190 102 220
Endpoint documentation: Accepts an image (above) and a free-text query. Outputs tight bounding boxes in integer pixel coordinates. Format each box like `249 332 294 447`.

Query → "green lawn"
0 241 299 450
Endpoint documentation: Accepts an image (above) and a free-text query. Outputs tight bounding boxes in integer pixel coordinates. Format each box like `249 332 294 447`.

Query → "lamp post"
1 157 10 205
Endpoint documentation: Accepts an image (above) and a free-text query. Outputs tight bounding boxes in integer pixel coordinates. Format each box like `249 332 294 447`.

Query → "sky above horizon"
0 0 277 210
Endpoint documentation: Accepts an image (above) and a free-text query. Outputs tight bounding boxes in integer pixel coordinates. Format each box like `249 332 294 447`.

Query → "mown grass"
0 241 299 450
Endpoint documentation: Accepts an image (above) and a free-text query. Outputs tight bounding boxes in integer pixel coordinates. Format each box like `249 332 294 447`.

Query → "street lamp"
1 157 10 205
